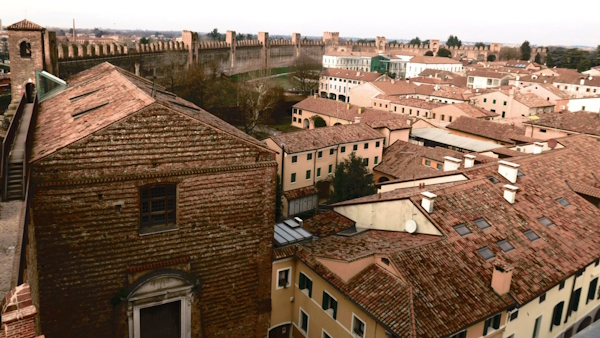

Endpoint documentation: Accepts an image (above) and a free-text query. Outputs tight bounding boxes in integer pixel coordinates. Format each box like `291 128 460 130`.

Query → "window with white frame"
352 314 366 338
322 291 338 319
299 308 309 335
299 272 313 298
277 267 291 289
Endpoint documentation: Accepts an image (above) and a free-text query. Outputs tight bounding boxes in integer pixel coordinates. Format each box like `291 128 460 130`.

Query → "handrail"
23 95 38 194
2 94 26 200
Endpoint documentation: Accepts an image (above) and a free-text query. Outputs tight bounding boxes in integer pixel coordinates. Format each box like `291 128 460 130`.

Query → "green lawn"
269 117 302 133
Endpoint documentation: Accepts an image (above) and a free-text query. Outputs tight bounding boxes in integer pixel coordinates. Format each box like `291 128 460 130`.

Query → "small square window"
299 309 309 333
291 173 296 183
139 185 177 234
293 117 297 122
493 99 497 104
318 151 323 158
341 146 346 153
484 98 487 103
299 272 313 298
538 217 553 227
497 240 515 252
436 163 443 170
474 218 491 230
330 149 334 155
539 292 546 303
322 291 338 320
449 116 453 122
557 197 570 207
477 246 495 260
503 101 507 106
292 156 297 163
453 224 471 236
488 176 500 184
307 153 313 160
353 145 358 151
363 158 369 166
523 229 540 241
425 160 431 166
376 141 380 148
352 315 366 338
509 309 519 321
364 143 369 149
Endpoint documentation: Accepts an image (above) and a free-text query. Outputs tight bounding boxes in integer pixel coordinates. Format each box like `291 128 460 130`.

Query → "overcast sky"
3 0 599 47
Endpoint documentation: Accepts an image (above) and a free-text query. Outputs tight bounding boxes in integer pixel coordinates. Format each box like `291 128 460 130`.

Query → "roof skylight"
477 247 495 260
538 217 554 227
474 218 491 230
557 198 570 207
523 230 540 241
453 224 471 236
497 240 515 252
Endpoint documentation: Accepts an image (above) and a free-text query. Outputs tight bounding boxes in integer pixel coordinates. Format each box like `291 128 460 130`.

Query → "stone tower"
323 32 339 46
376 36 386 53
7 19 58 102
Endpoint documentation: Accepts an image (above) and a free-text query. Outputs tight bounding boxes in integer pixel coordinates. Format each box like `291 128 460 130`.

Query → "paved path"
0 201 24 297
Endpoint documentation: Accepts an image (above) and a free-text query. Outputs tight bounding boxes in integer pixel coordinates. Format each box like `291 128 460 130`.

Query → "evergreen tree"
447 35 462 47
409 37 421 46
534 53 541 64
577 58 591 72
329 153 376 203
520 41 532 61
487 54 497 62
437 48 452 58
424 51 434 56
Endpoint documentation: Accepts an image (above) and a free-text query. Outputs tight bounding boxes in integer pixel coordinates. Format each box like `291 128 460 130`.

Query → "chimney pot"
498 160 520 183
464 154 476 168
420 191 437 213
443 156 462 171
491 260 514 296
503 184 518 204
533 142 544 154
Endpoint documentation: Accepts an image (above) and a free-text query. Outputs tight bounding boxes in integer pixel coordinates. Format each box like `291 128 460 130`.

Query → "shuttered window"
140 185 176 233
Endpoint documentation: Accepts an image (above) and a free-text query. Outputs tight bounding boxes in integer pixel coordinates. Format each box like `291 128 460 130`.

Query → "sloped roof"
513 92 555 108
301 210 355 238
429 87 472 101
320 68 384 82
410 127 504 152
268 123 383 154
370 81 421 95
408 56 461 65
446 116 530 144
468 70 511 79
7 19 44 31
524 111 600 137
441 102 498 118
31 62 270 162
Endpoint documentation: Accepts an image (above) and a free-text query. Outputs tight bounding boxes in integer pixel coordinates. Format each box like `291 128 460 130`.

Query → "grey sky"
4 0 599 47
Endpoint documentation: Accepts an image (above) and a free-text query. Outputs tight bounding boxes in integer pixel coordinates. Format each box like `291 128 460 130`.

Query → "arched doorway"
303 119 310 129
577 317 592 332
329 93 337 101
25 83 35 103
338 95 346 102
333 122 342 126
120 269 200 338
320 92 328 98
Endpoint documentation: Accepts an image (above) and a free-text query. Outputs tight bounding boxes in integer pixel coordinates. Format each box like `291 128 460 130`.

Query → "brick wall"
8 30 44 101
0 284 44 338
28 106 276 337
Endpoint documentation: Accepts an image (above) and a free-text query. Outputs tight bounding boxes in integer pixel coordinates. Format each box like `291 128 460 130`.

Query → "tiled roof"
513 92 555 108
370 81 421 95
358 109 412 131
524 111 600 137
467 70 511 79
320 135 600 336
490 147 528 158
429 87 472 101
268 123 383 154
282 185 319 201
569 181 600 199
525 83 572 99
441 102 498 118
373 140 465 180
408 56 462 65
273 245 297 260
409 76 453 85
320 68 384 82
31 62 270 162
553 74 600 87
7 19 44 31
301 210 355 238
378 96 446 110
446 116 528 144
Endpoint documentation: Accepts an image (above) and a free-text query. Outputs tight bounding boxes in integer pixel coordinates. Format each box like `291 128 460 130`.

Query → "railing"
2 94 26 200
23 95 39 197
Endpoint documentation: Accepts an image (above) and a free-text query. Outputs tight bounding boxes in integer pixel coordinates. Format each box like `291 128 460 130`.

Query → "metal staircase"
3 102 34 201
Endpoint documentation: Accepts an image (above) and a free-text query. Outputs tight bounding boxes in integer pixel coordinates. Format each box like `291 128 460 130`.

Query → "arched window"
20 41 32 58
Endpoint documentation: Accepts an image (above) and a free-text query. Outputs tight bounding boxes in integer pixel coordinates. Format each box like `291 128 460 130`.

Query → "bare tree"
236 70 285 135
290 55 321 94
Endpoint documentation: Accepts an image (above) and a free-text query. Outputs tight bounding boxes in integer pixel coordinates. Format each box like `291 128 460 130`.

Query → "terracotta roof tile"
468 70 511 79
320 68 384 82
524 111 600 137
7 19 44 31
434 102 497 118
408 56 462 65
301 210 355 238
513 92 555 108
282 185 319 200
446 116 528 144
370 81 421 95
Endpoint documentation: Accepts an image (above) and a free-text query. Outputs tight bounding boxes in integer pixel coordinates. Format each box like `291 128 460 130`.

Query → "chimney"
580 78 585 85
358 107 363 114
503 184 518 204
420 191 437 213
357 71 361 76
491 261 514 296
533 142 544 154
347 103 350 110
294 217 304 227
406 79 409 84
354 116 361 123
73 19 76 40
515 76 520 88
443 156 462 171
313 93 318 99
464 154 476 168
589 75 593 81
434 84 439 91
391 79 395 84
498 160 520 183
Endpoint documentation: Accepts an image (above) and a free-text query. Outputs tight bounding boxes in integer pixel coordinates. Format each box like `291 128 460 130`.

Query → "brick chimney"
443 156 462 171
498 160 520 183
420 191 437 213
0 283 43 338
464 154 476 168
503 184 518 204
533 142 544 154
491 261 514 296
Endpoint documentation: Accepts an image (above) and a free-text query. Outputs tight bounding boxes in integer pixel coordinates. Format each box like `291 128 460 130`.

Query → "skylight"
497 240 515 252
517 171 525 177
538 217 554 227
557 198 570 207
488 176 500 184
453 224 471 236
477 247 495 260
474 218 491 230
523 230 540 241
36 70 68 102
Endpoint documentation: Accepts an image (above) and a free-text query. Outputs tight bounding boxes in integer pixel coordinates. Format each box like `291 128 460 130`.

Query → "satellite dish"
548 139 558 149
405 219 417 234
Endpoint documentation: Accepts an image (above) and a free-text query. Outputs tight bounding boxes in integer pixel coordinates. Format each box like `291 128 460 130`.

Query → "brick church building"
5 19 277 338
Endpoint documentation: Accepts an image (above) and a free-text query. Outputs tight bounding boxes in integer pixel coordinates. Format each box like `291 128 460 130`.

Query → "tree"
236 32 245 41
409 37 421 46
207 28 222 41
422 40 430 47
475 42 487 49
290 55 321 94
498 47 520 61
236 70 285 135
424 51 434 56
329 153 377 203
447 35 462 48
437 48 452 58
310 116 327 128
487 54 497 62
520 41 532 61
534 53 541 64
139 37 150 45
577 58 591 72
